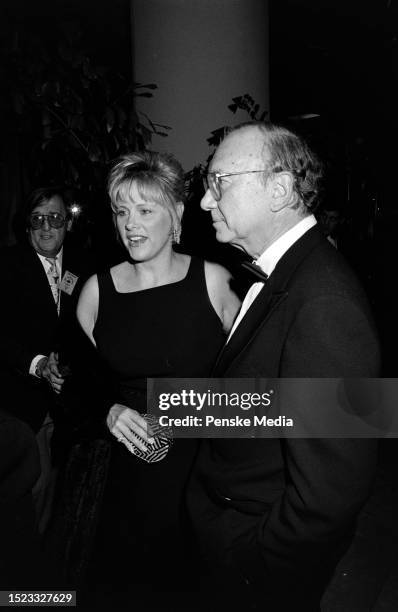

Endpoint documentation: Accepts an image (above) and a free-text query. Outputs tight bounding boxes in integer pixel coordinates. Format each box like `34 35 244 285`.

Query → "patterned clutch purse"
121 413 174 463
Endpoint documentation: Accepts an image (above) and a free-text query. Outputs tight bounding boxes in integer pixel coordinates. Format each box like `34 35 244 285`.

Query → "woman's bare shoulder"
77 274 99 317
203 260 241 332
204 260 233 283
80 273 99 295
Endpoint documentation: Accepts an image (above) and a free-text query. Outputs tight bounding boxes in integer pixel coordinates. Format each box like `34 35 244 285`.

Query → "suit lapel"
19 246 57 314
213 225 324 375
214 279 287 374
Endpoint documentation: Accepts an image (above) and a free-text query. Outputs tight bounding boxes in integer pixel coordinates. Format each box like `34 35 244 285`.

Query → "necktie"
45 257 60 312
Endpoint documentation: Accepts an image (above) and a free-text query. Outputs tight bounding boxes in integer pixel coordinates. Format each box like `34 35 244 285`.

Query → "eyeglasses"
29 213 66 229
203 170 268 202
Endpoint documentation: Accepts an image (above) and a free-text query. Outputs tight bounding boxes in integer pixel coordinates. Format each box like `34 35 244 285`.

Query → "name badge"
60 270 79 295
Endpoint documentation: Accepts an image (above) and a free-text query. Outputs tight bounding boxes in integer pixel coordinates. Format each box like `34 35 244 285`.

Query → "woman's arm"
204 261 241 333
76 274 153 450
76 274 99 346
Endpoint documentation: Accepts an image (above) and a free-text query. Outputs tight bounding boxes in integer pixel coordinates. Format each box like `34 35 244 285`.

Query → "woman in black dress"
77 151 240 604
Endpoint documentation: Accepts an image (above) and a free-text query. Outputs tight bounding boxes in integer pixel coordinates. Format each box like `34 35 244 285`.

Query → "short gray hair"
231 122 324 213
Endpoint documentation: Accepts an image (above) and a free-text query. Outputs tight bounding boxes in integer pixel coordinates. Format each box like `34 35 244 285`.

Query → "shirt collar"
255 215 317 277
37 247 63 270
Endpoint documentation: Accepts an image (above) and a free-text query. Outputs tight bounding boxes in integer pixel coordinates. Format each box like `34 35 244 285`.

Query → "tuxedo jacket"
188 226 381 603
0 240 93 432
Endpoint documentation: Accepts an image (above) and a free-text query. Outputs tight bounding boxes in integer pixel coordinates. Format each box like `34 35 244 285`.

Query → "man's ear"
66 218 73 231
270 172 295 212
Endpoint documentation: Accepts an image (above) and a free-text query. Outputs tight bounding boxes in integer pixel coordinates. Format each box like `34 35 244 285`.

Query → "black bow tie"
241 260 269 282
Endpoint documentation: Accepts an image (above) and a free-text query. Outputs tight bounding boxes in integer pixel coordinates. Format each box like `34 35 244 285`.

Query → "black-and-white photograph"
0 1 397 610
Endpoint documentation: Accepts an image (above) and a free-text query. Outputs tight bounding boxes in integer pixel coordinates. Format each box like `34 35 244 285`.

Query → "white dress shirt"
227 216 317 342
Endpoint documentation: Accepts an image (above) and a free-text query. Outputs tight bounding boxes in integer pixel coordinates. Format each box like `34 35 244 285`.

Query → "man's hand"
38 352 65 394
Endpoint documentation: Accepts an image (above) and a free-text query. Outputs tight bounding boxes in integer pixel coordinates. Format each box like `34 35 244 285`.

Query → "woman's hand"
107 404 154 452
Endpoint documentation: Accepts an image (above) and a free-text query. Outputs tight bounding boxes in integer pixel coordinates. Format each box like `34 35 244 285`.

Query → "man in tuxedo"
187 123 381 610
0 187 91 534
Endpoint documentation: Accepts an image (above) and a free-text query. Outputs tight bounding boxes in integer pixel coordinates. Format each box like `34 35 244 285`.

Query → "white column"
132 0 269 171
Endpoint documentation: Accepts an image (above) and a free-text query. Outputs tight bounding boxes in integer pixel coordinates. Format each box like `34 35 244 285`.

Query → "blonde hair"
108 151 185 240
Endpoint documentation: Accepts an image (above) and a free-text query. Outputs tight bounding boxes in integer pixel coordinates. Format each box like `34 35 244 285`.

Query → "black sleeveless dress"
90 256 226 594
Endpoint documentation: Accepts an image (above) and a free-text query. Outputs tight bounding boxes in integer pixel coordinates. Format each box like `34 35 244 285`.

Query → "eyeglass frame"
29 212 67 230
203 169 269 202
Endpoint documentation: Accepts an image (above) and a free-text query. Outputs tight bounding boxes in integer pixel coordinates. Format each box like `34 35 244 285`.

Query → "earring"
172 226 181 244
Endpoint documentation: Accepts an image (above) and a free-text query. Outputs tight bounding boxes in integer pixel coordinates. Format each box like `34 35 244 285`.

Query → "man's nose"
42 217 50 230
200 188 217 211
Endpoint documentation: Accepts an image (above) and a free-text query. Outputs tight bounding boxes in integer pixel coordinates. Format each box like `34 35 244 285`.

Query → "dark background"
1 5 397 607
269 0 398 374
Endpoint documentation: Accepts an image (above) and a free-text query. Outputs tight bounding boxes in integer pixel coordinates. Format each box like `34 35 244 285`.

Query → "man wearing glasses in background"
0 187 89 536
187 122 381 610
